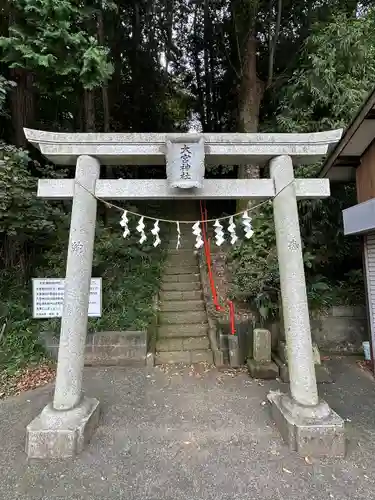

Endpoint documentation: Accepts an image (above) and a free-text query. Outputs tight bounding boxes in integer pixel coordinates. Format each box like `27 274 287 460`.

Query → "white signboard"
32 278 102 318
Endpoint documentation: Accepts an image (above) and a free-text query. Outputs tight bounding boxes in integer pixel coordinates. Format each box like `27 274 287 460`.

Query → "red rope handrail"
200 201 222 311
227 300 236 335
199 201 236 334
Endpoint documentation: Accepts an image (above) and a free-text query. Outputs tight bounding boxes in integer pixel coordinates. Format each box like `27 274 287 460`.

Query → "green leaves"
0 76 16 118
230 181 363 318
228 7 371 320
80 44 114 89
0 207 166 375
0 144 64 240
277 9 375 132
0 0 114 90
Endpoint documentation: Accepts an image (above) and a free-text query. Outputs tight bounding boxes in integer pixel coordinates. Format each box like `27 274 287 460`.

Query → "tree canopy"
1 0 374 143
0 0 374 353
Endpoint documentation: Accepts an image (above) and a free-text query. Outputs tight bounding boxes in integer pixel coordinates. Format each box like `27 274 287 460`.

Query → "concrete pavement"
0 357 374 499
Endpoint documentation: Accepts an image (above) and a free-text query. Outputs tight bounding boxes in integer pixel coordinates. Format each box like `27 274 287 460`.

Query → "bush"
0 147 167 375
230 178 364 320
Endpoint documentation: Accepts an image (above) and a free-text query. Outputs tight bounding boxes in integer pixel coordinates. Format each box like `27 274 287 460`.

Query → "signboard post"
32 278 102 318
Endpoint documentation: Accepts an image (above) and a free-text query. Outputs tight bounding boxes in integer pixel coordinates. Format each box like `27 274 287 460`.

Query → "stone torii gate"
24 128 345 459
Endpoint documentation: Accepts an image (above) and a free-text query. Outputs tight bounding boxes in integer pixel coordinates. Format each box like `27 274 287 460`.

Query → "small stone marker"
247 329 279 379
228 334 241 368
253 328 272 363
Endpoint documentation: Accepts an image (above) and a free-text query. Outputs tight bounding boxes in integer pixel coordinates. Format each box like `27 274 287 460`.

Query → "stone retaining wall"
272 305 368 354
216 305 368 364
41 330 147 366
310 306 367 353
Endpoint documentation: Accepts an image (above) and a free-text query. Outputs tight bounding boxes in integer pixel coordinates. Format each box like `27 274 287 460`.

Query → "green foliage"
0 144 64 240
0 144 67 279
0 295 46 376
0 0 373 373
277 10 375 132
230 10 371 319
0 0 113 89
230 183 364 320
229 204 278 320
0 75 16 118
0 146 165 375
0 215 166 375
90 222 166 331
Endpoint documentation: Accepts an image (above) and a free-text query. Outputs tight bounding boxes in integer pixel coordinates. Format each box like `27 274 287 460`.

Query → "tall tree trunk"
7 5 35 147
9 68 35 147
83 89 95 132
344 0 358 17
238 36 264 174
164 0 174 75
97 10 110 133
132 1 142 131
203 0 213 131
102 86 110 132
268 0 282 87
193 4 206 130
97 8 112 224
237 36 264 210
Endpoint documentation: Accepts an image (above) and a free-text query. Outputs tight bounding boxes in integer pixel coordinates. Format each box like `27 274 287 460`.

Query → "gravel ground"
0 356 374 500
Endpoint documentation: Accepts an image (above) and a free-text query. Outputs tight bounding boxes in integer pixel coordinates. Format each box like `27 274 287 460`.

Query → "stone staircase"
155 242 213 365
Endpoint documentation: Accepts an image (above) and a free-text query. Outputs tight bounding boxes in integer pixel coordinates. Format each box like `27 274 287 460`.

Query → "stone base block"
212 348 224 367
267 391 345 458
26 397 100 459
273 355 333 383
247 359 279 379
43 331 147 367
146 352 155 367
207 327 224 368
228 335 240 368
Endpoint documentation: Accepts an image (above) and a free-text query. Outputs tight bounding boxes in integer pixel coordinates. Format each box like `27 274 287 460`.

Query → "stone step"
156 336 210 352
167 249 197 256
163 274 200 283
164 259 199 272
167 252 198 260
168 247 197 253
167 254 197 259
168 243 197 250
161 281 201 292
159 290 202 301
160 310 207 325
169 236 197 242
164 266 199 275
155 350 213 365
159 300 205 312
158 323 208 338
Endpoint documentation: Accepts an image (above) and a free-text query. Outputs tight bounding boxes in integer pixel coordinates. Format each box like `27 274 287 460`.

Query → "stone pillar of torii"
24 128 345 459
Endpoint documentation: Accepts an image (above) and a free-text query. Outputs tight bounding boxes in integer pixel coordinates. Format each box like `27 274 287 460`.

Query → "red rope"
227 300 236 335
200 201 222 311
199 201 236 332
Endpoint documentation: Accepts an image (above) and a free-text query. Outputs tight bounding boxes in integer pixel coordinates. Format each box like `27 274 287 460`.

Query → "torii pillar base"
268 392 345 458
26 397 100 459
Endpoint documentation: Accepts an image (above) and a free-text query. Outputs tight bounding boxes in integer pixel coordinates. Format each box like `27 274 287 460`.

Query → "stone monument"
247 328 279 379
